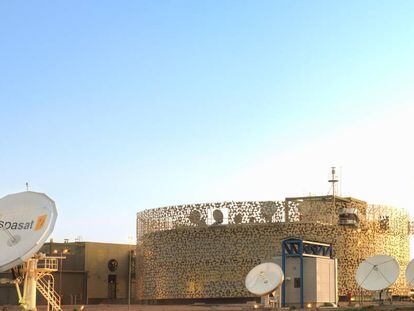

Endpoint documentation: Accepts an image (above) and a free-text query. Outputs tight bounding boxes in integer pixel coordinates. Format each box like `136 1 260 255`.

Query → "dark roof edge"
285 195 367 204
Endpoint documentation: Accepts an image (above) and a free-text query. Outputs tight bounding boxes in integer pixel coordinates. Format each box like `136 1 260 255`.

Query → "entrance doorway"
108 274 117 299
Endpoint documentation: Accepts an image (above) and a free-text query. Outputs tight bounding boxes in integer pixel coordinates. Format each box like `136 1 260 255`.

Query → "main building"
136 196 410 303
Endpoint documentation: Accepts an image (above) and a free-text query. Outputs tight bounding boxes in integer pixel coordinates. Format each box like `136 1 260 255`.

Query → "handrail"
36 273 62 311
37 258 59 271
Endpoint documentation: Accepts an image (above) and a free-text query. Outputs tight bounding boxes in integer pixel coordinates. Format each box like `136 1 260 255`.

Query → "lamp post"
53 248 69 303
128 236 133 310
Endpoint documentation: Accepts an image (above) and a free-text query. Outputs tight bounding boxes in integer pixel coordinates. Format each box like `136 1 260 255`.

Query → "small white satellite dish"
245 262 284 296
0 191 57 272
355 255 400 291
405 259 414 286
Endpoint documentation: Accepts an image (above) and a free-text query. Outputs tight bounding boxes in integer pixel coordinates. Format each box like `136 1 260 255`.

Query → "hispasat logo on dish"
0 214 47 231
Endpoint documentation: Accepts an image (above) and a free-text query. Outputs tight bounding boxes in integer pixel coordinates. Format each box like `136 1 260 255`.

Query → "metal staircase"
36 274 62 311
35 257 63 311
12 256 64 311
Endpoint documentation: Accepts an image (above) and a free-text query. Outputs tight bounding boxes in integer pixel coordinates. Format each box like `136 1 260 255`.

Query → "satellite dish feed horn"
355 255 400 291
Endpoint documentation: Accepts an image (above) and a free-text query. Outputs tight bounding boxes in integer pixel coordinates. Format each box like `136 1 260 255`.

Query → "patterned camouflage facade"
136 196 410 301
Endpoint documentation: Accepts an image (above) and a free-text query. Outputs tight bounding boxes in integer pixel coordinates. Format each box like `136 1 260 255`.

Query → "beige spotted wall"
136 197 410 300
137 201 297 242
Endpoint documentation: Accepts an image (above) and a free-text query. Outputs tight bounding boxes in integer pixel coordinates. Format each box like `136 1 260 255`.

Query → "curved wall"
136 198 410 300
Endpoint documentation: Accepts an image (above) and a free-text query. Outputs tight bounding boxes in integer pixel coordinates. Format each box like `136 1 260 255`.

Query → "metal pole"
60 254 63 304
299 241 304 309
47 279 51 311
329 167 338 209
281 241 286 307
128 236 133 310
128 249 131 310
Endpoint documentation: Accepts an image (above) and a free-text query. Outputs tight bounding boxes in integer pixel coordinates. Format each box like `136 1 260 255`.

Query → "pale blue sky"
1 1 413 243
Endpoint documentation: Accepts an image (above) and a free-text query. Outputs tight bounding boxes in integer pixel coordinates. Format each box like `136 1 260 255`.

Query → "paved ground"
2 303 414 310
2 304 255 311
65 307 263 311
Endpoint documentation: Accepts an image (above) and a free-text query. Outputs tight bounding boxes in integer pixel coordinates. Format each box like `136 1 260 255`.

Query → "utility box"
281 238 338 308
284 256 337 307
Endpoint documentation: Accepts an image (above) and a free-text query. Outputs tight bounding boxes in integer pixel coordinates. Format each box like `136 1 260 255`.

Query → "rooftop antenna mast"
328 167 338 208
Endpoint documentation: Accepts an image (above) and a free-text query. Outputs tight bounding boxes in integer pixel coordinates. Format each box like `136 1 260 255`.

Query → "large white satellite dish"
0 191 57 272
405 258 414 286
355 255 400 291
245 262 284 296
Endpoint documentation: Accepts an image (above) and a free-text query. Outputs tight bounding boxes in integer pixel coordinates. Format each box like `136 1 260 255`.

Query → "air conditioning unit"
338 207 359 226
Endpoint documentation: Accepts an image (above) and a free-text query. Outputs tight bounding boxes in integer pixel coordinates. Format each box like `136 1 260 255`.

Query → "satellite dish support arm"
10 268 24 305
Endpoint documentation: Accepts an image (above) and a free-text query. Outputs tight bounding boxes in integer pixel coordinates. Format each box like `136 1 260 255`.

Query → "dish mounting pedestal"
14 255 63 311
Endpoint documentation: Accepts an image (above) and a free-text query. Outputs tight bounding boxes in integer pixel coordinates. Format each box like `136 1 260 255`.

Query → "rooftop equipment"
338 207 359 226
